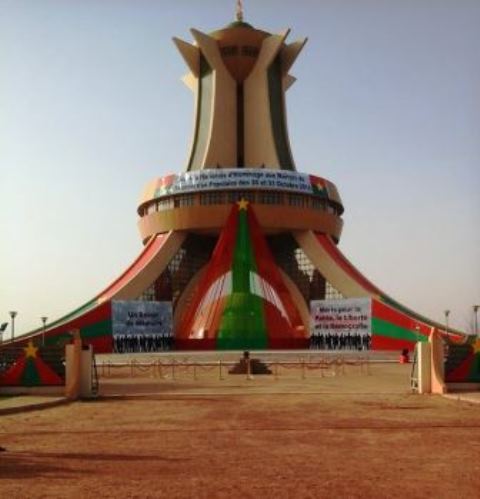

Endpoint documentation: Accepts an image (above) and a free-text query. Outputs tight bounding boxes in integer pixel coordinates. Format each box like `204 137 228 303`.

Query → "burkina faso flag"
0 341 63 386
178 199 306 350
309 174 328 198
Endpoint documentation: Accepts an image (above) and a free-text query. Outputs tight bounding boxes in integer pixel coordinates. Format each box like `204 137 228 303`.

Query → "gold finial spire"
235 0 244 22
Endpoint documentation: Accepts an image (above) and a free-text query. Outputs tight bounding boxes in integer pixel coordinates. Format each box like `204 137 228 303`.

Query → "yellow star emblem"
237 198 249 211
23 341 38 359
472 339 480 354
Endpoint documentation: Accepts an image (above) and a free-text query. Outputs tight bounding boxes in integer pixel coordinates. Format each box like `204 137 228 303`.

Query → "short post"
301 359 306 379
65 329 82 401
171 361 175 380
246 357 252 380
218 360 223 380
274 362 279 380
417 342 432 393
193 362 197 381
244 351 253 380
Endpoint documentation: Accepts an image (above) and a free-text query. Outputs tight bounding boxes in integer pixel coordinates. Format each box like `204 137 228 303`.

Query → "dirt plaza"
1 361 479 498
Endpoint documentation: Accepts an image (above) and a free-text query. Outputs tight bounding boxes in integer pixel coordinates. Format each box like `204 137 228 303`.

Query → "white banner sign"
112 301 172 336
310 298 371 336
152 169 339 199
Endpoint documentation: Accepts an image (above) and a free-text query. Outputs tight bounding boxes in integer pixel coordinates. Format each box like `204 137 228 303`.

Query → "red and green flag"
0 341 63 386
445 338 480 383
178 200 306 349
154 174 176 197
309 175 328 198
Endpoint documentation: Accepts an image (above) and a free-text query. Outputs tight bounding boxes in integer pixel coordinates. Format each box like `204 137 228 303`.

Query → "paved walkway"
444 391 480 404
0 395 68 415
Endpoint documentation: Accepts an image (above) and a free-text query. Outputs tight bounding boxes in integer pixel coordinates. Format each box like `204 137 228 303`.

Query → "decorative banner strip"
140 169 342 204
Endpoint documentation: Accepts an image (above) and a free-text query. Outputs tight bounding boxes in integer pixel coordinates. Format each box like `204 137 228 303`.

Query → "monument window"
311 198 326 210
220 46 238 56
139 283 156 301
175 195 194 207
200 192 224 205
325 281 344 300
259 192 283 205
147 203 156 214
288 194 305 207
227 191 255 203
241 46 259 57
158 199 173 211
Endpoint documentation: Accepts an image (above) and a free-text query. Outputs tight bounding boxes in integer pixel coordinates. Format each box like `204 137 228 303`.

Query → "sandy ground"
1 362 479 498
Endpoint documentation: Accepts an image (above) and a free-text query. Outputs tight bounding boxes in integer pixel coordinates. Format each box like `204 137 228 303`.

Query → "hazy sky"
1 0 479 335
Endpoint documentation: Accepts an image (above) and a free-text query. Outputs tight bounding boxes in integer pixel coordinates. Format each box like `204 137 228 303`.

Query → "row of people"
309 332 371 351
112 332 371 353
113 333 174 353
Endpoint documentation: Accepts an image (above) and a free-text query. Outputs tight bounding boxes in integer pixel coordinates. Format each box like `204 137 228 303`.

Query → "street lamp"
444 309 450 337
41 316 48 347
9 311 17 342
415 324 421 341
473 305 479 337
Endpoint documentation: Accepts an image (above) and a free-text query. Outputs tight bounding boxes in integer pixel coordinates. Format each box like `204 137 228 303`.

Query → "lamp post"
9 311 17 342
415 324 421 342
444 309 450 337
474 305 479 337
41 316 48 347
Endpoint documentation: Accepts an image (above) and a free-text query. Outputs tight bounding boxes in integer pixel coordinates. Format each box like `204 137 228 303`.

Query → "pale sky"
1 0 479 335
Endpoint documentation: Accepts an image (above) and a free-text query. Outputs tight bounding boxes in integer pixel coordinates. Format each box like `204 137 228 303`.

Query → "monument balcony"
137 188 343 244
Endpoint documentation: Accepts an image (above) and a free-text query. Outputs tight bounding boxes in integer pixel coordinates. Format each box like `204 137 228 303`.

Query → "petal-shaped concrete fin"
281 38 308 75
190 28 228 75
172 37 200 77
253 29 291 72
181 72 197 91
284 74 297 90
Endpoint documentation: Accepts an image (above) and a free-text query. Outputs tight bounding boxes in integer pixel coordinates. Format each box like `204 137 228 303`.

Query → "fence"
98 356 371 381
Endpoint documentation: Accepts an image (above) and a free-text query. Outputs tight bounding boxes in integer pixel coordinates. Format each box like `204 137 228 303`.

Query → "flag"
178 200 305 349
0 341 63 386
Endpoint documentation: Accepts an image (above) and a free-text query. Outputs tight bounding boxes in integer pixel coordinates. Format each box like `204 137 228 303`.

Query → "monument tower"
17 5 462 351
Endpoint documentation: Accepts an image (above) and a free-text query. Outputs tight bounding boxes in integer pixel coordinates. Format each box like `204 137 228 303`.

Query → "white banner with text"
310 298 372 336
111 301 173 336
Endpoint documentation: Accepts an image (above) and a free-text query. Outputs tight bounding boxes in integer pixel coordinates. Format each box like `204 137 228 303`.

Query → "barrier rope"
98 356 370 381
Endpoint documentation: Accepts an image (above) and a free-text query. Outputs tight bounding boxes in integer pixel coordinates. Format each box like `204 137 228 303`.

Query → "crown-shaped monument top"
173 18 307 171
